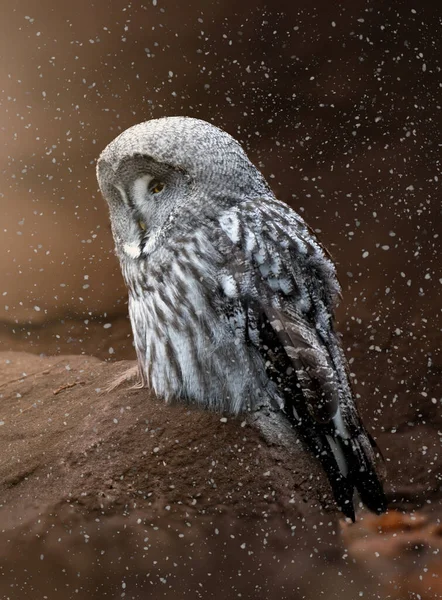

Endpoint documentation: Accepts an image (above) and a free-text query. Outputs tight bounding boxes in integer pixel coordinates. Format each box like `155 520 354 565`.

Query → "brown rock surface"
0 351 332 526
0 352 365 599
0 350 441 599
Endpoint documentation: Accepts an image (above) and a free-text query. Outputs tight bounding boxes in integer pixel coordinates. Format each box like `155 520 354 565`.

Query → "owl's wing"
262 304 340 424
216 199 387 520
217 198 344 424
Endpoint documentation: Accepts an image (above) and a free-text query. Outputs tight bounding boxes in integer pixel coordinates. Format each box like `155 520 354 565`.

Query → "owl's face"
97 116 271 260
97 153 192 259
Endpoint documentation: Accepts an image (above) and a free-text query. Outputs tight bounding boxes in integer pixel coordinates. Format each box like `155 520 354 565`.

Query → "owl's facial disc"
99 153 190 260
129 175 167 239
119 172 177 259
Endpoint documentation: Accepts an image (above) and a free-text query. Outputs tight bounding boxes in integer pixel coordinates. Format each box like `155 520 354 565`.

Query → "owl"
97 116 387 521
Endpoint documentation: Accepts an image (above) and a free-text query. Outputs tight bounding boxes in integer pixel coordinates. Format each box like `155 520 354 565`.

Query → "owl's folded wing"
262 304 340 424
216 199 344 426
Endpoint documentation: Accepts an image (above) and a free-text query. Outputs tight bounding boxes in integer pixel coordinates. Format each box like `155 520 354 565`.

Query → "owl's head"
97 116 271 260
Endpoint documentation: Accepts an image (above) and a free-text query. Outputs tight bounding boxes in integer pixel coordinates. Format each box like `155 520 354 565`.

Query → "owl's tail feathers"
340 431 387 516
308 433 357 521
320 429 387 521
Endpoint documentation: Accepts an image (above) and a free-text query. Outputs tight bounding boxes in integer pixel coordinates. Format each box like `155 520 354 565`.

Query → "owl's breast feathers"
124 218 270 413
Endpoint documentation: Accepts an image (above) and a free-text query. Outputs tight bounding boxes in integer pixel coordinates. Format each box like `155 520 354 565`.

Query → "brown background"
1 1 441 598
2 0 440 352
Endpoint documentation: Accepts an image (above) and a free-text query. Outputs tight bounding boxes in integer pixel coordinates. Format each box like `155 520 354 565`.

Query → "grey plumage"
97 116 387 520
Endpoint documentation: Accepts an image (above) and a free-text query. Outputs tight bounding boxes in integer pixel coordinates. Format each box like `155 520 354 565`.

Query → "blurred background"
1 0 439 360
1 1 441 598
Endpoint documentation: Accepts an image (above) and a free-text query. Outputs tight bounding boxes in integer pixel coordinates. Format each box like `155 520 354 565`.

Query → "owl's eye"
138 220 147 231
150 181 165 194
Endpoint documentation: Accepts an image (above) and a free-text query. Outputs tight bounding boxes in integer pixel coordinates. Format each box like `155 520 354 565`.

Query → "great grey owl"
97 116 387 521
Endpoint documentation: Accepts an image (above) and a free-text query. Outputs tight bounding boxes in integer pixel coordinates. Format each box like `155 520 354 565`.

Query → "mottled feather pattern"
97 116 387 520
123 229 270 413
215 199 345 419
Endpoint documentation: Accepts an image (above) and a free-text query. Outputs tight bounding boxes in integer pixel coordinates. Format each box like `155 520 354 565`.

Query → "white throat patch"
123 242 141 259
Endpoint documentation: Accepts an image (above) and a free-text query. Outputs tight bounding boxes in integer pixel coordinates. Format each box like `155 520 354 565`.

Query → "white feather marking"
270 319 283 333
259 263 270 278
267 278 280 291
123 242 141 259
220 274 238 298
300 240 311 256
115 184 130 205
219 210 240 244
279 278 292 295
245 229 256 254
253 251 265 265
132 175 153 209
